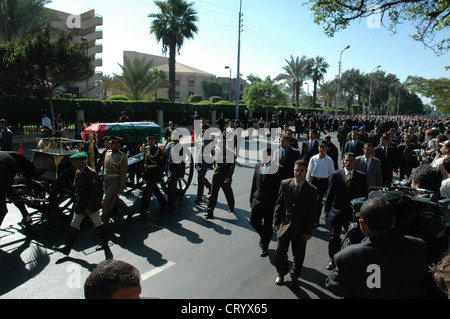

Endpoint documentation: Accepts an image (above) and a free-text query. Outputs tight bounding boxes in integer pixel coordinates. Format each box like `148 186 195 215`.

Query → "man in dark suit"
300 129 319 165
250 147 283 257
397 133 420 180
273 159 318 288
324 152 367 270
374 134 397 187
325 198 428 299
343 131 364 157
324 135 339 170
275 135 300 180
369 125 383 147
355 143 382 190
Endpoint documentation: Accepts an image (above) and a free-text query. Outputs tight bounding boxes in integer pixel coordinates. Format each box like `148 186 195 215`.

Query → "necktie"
346 172 351 188
364 159 369 173
281 149 286 163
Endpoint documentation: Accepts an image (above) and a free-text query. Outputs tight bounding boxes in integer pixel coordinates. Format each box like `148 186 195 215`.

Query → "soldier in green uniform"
164 131 185 212
54 153 108 255
102 136 136 229
139 133 167 219
205 132 236 219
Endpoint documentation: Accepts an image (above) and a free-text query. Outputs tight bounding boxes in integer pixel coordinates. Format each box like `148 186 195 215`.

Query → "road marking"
141 261 176 281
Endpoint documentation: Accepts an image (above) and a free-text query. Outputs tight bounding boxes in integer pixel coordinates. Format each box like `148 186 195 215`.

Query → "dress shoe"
290 277 300 288
204 213 214 219
260 250 268 257
229 207 234 213
326 259 336 270
275 276 284 285
194 197 202 204
208 185 212 194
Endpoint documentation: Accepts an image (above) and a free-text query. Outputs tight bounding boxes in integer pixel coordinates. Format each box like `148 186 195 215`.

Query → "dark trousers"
250 207 274 250
311 177 329 222
196 168 211 198
206 176 234 214
140 181 166 214
275 229 307 279
0 188 29 227
328 210 352 259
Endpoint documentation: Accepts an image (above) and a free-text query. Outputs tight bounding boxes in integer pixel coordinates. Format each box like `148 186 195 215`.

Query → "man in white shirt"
41 112 52 137
431 139 450 181
306 140 335 227
440 156 450 198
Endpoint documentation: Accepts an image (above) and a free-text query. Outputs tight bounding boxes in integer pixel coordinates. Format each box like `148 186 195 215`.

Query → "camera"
349 185 450 243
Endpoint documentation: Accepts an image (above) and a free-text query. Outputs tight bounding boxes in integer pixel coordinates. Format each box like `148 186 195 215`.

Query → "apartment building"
46 8 103 99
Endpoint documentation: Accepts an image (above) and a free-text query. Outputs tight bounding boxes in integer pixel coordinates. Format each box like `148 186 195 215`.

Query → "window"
189 80 195 87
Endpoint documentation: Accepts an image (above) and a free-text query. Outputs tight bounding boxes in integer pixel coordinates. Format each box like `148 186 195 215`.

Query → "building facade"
46 8 103 99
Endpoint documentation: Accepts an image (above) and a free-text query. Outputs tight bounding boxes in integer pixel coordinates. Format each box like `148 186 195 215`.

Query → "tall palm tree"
311 56 329 108
0 0 53 44
115 57 162 101
318 80 337 107
275 55 312 109
149 0 198 102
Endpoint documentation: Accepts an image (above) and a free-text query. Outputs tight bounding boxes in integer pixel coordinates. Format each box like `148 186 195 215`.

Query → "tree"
340 68 369 108
275 55 312 109
0 0 54 44
306 0 450 55
149 0 198 102
404 76 450 114
115 57 166 100
310 56 329 107
24 27 93 119
318 80 337 107
202 80 223 99
244 76 287 111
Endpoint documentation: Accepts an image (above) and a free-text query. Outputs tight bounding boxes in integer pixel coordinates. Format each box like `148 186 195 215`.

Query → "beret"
70 152 88 160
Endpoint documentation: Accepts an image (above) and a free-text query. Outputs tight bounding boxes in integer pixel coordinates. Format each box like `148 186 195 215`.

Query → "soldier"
195 123 213 203
165 131 186 211
205 133 235 219
54 153 108 255
102 136 136 229
139 133 167 219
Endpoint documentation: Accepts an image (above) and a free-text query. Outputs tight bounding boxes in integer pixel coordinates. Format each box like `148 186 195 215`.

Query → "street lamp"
225 66 232 102
368 65 381 113
336 45 350 115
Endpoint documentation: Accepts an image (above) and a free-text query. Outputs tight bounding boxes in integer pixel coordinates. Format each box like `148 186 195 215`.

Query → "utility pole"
235 0 243 120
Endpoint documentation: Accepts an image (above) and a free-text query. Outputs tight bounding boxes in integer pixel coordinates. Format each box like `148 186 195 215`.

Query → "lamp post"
368 65 381 113
225 66 232 102
336 45 350 115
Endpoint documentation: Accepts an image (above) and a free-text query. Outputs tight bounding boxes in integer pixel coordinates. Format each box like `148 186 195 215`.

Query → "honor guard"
164 131 186 211
139 133 167 219
54 153 108 255
205 132 236 219
102 136 136 229
195 123 213 203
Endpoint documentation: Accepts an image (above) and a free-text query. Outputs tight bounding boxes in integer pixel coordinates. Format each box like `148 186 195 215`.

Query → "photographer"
410 164 449 298
325 198 428 299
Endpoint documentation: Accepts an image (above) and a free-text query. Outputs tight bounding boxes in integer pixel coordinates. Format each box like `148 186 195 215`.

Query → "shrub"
188 95 203 103
108 95 129 101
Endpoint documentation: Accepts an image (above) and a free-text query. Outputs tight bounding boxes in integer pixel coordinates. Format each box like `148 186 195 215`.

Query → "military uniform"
140 136 167 218
102 137 134 229
54 153 108 256
205 139 235 219
165 139 186 211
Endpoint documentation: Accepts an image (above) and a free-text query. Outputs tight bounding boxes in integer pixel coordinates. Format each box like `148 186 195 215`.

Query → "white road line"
141 261 176 281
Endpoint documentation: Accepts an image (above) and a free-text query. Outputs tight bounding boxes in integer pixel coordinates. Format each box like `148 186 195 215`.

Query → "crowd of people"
1 109 450 299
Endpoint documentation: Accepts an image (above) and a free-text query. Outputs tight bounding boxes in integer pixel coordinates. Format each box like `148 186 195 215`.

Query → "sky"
45 0 449 95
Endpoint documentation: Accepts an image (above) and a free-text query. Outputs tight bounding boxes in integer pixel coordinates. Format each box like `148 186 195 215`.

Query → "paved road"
0 129 342 301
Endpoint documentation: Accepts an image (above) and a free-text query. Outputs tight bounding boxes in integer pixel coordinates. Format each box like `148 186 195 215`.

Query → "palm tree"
275 55 312 109
311 56 329 108
115 57 163 101
318 80 337 107
0 0 54 44
149 0 198 102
